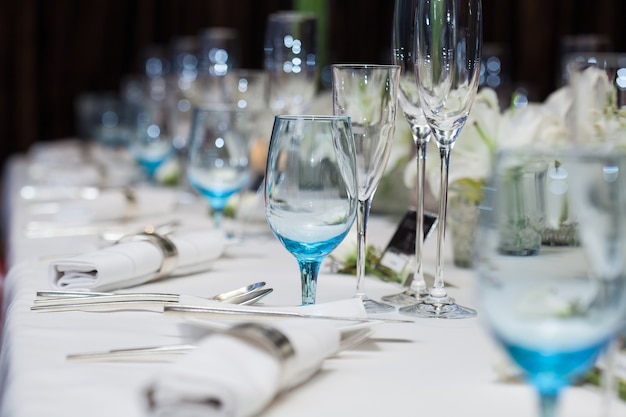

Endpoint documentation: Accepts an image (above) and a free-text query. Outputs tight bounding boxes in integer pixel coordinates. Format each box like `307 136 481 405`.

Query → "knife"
163 304 415 323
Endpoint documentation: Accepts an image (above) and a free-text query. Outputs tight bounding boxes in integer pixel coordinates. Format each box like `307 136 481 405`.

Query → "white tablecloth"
1 151 624 417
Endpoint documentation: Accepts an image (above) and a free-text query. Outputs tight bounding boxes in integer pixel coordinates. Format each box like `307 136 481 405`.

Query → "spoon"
210 281 267 303
221 288 273 305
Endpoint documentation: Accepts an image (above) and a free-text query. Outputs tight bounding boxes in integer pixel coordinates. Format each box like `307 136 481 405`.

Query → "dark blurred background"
0 0 625 173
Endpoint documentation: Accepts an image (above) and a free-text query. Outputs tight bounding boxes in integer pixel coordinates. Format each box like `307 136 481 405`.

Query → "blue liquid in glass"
137 154 170 178
501 338 608 394
190 179 242 211
277 232 348 260
275 231 350 305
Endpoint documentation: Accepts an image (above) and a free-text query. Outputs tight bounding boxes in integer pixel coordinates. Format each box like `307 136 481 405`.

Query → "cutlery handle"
67 344 196 362
30 300 167 313
34 293 179 305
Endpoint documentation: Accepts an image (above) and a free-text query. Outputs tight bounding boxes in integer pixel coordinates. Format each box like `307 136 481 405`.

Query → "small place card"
375 209 438 283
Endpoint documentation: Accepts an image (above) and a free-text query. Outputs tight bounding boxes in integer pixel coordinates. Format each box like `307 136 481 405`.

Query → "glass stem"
355 197 371 299
298 259 321 305
410 138 429 294
431 145 451 299
601 336 620 417
538 391 559 417
212 209 224 229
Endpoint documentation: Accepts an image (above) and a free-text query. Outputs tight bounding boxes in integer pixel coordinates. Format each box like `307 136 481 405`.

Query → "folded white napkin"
49 229 227 291
30 186 179 224
144 319 341 417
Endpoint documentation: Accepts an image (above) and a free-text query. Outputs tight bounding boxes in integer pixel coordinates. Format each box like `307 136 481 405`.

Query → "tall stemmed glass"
475 148 626 417
382 0 434 306
566 52 626 417
265 116 358 305
129 93 176 181
400 0 482 319
332 64 400 313
187 107 251 229
264 11 318 115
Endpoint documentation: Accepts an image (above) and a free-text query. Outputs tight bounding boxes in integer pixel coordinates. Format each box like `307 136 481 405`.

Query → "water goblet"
565 52 626 417
223 69 272 179
222 69 272 237
129 95 176 181
264 11 318 115
382 0 434 306
475 148 626 417
332 64 400 313
187 107 251 229
399 0 482 319
264 115 358 305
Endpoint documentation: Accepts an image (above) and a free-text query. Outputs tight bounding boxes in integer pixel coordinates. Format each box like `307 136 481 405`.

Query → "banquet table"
0 143 624 417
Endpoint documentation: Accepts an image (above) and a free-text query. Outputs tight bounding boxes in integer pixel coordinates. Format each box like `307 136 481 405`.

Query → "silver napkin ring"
119 231 179 279
227 322 296 363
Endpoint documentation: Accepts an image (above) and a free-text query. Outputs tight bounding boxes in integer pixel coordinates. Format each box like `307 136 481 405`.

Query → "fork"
30 281 272 312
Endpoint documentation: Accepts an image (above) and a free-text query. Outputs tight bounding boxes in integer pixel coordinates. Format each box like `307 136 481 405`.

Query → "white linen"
4 147 626 417
26 138 138 187
144 320 340 417
49 229 227 291
29 186 178 224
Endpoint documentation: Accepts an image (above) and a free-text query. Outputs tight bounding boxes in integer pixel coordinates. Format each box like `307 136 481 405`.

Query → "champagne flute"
382 0 434 306
332 64 400 313
265 115 358 305
400 0 482 319
264 11 318 115
475 148 626 417
187 107 251 229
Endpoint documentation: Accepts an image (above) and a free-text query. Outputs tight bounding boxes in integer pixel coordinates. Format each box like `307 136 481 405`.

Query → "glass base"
399 296 477 319
360 297 395 314
381 289 428 307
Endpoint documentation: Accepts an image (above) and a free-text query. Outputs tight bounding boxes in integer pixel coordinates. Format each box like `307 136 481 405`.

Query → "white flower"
564 66 626 146
408 86 575 200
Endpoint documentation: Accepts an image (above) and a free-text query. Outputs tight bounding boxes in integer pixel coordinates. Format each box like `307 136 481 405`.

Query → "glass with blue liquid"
129 97 175 180
475 149 626 417
265 115 358 305
187 107 251 228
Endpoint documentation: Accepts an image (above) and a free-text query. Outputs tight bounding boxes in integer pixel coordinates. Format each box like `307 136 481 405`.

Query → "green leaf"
336 245 402 283
582 368 626 402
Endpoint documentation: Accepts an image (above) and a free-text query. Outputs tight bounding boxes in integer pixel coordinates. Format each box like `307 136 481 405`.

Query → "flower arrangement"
331 65 626 271
404 65 626 206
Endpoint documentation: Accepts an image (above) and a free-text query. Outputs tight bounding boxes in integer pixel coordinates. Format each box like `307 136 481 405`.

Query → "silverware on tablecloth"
163 304 414 323
30 282 273 312
65 327 375 363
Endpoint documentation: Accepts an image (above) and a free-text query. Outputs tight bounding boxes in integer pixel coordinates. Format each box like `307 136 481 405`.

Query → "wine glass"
399 0 482 319
332 64 400 313
382 0 434 306
475 148 626 417
264 11 318 115
265 115 358 305
129 87 176 181
565 51 626 417
187 106 251 229
222 69 272 237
